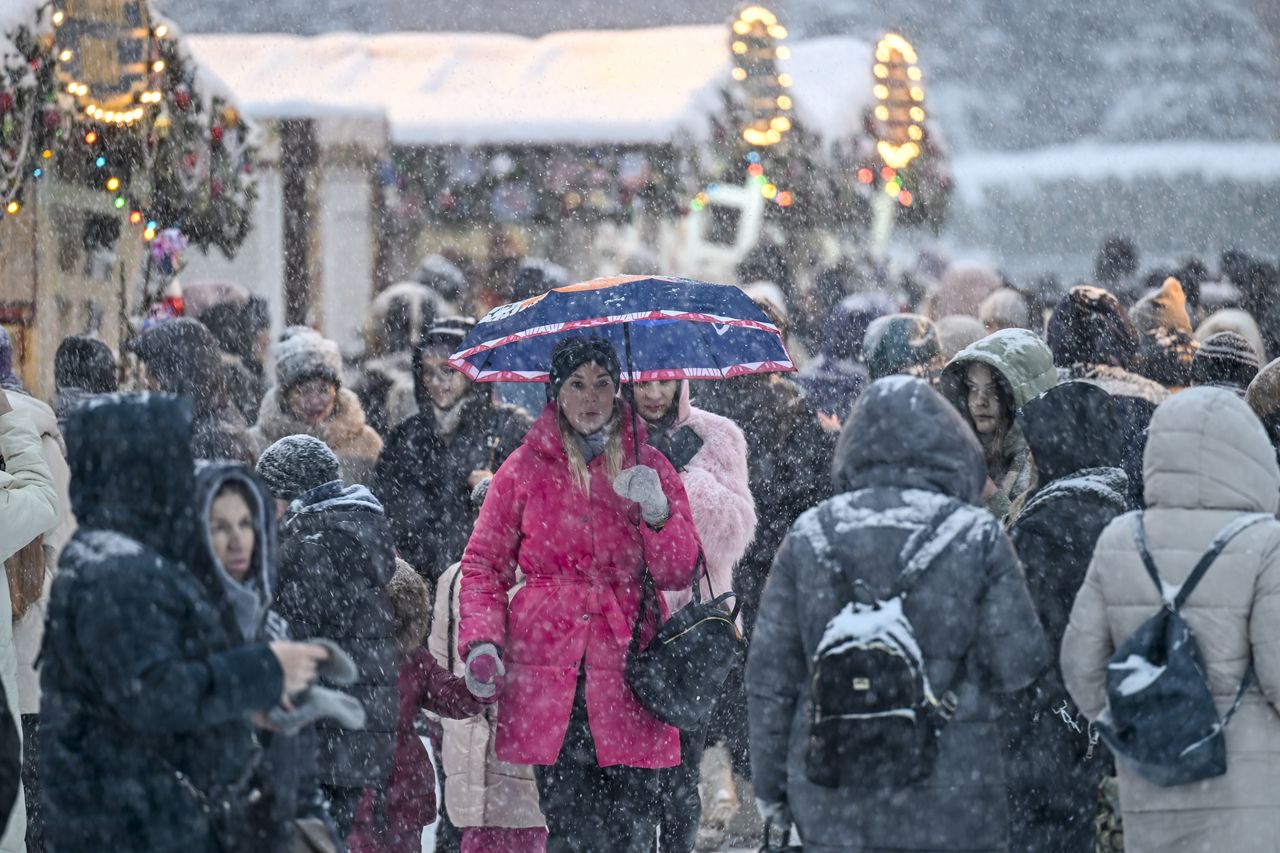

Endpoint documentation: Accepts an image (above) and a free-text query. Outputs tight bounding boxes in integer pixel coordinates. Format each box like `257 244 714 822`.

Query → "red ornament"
173 87 191 111
0 93 14 113
41 108 60 130
210 125 223 145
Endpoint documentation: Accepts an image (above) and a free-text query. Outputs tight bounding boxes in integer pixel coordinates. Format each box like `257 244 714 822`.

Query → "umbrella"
447 274 794 383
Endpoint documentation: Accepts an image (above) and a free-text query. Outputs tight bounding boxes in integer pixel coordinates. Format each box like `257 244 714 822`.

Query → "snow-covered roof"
185 27 874 147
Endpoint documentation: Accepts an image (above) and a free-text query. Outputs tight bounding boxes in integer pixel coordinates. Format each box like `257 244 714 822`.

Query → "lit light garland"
689 150 795 212
53 0 163 127
872 32 924 171
729 4 793 149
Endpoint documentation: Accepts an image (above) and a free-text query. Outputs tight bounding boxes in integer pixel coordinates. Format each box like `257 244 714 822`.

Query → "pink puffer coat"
458 401 701 769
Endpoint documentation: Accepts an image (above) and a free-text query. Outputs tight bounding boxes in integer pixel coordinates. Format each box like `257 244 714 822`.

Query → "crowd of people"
1 239 1280 853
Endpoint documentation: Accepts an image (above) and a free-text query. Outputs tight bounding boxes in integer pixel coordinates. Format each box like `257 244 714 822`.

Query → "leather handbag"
626 553 745 730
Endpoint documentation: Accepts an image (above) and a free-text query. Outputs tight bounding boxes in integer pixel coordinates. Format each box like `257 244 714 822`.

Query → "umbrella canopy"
448 275 795 383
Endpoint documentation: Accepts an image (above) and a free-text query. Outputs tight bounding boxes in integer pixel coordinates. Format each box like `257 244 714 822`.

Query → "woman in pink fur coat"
631 379 757 853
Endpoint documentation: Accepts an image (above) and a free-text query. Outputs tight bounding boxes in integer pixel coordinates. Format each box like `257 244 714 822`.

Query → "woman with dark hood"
1002 382 1129 852
40 394 330 853
192 461 341 851
375 320 532 584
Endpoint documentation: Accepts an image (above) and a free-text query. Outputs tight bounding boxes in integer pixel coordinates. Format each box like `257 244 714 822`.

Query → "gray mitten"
304 639 359 686
267 686 367 736
612 465 669 526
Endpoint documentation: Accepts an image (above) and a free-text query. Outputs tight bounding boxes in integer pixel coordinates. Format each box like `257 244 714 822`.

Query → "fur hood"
251 387 383 473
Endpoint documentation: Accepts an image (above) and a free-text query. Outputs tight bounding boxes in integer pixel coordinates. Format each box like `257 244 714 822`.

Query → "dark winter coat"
199 300 269 425
1003 382 1128 853
131 318 257 465
191 462 338 852
276 481 399 788
695 374 834 771
375 365 531 581
746 376 1049 853
0 681 17 841
41 395 284 853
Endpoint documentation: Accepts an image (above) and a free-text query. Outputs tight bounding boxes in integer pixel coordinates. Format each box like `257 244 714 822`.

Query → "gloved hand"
465 642 505 700
266 686 367 736
612 465 670 526
757 798 793 847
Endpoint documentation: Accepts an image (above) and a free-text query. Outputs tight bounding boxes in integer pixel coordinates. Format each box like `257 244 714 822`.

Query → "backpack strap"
1129 512 1271 609
892 502 966 599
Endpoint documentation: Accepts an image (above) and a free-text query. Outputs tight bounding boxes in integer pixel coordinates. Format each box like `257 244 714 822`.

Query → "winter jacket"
430 563 545 830
41 396 284 853
5 392 72 717
199 300 270 425
0 406 58 852
347 646 482 853
1004 382 1129 852
276 481 398 788
251 387 383 488
939 329 1059 520
794 293 894 420
376 379 531 581
645 382 756 615
132 318 257 465
458 402 701 769
191 461 339 852
746 376 1049 853
0 681 17 843
1062 386 1280 853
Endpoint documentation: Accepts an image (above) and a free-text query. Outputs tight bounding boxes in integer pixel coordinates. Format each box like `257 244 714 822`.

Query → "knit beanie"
1195 309 1266 363
1046 285 1140 369
862 313 942 381
1192 331 1260 394
978 287 1033 331
256 434 341 499
272 330 343 393
549 336 622 398
1130 277 1192 335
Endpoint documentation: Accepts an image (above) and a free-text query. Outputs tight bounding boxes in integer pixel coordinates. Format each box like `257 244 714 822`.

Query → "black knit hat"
1192 331 1260 393
549 336 622 398
256 434 341 499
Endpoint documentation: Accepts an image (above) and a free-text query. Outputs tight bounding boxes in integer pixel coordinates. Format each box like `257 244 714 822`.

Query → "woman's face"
210 489 256 582
286 378 338 426
965 362 1004 436
634 380 679 424
559 362 616 434
421 356 471 410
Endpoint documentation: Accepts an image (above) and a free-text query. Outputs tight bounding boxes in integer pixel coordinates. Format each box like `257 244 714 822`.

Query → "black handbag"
626 553 745 730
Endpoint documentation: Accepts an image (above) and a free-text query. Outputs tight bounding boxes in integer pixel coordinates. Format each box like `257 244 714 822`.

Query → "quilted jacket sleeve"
0 409 59 562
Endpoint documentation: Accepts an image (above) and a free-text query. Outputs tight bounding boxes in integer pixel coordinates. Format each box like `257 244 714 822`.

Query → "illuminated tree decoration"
52 0 162 127
729 4 792 148
872 32 924 171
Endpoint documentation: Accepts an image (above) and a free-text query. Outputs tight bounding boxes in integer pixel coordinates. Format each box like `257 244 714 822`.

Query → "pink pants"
460 826 549 853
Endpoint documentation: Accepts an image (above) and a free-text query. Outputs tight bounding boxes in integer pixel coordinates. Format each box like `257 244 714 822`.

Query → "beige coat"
1062 387 1280 853
0 407 59 853
6 392 73 716
428 563 544 830
249 387 384 488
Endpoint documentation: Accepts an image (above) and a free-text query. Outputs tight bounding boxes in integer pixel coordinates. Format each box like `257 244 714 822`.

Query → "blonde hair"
558 405 623 493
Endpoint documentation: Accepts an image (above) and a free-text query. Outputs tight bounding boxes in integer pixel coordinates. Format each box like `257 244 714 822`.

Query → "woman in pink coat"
630 379 756 852
458 336 702 853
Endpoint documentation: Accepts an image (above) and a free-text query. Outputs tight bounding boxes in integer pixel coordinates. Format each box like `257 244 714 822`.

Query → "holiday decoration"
53 0 162 126
0 0 256 263
872 33 924 171
729 4 792 149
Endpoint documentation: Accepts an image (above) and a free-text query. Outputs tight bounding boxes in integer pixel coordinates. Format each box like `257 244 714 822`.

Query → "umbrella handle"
624 322 641 466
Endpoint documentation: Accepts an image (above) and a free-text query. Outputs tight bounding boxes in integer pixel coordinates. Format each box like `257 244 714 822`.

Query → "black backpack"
1096 511 1269 787
805 502 965 789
